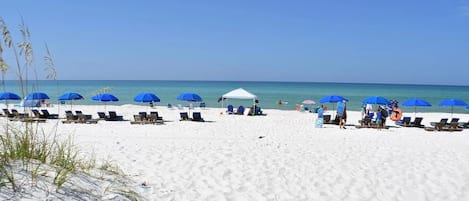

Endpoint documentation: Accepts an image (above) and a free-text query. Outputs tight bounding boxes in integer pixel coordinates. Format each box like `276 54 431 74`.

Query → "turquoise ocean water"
2 80 469 113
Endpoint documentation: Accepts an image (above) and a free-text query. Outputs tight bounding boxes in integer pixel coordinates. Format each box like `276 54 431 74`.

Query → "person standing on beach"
337 100 347 129
316 105 324 128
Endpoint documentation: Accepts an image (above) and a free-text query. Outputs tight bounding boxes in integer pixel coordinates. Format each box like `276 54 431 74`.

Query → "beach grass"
0 16 140 200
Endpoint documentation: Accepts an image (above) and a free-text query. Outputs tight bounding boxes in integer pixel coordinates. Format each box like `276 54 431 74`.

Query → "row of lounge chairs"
0 108 58 123
130 111 164 125
180 112 205 122
226 105 264 116
62 110 98 124
424 118 464 132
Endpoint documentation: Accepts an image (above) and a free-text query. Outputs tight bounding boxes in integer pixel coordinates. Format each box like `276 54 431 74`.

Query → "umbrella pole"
451 106 453 118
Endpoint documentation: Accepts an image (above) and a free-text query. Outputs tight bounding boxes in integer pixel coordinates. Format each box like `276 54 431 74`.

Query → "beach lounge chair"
97 112 106 119
248 106 264 116
77 114 98 124
192 112 205 122
446 121 463 131
130 114 145 125
75 110 92 120
199 102 206 109
236 106 245 115
32 109 47 119
180 112 190 121
2 109 14 118
150 111 164 124
62 112 78 124
410 117 424 128
226 105 234 114
65 110 76 119
11 109 28 119
396 117 411 126
106 111 124 121
139 112 148 121
41 109 59 119
426 118 448 131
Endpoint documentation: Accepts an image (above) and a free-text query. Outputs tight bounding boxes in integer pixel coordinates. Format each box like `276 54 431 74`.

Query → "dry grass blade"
44 43 56 80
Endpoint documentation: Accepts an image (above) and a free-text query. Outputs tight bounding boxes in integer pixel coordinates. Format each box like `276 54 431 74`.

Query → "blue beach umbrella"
319 95 348 103
319 95 348 112
177 92 203 115
177 93 203 102
0 92 21 100
59 92 84 110
0 92 21 108
24 92 50 107
91 93 119 112
402 98 432 118
362 96 390 105
91 93 119 102
59 92 84 101
402 98 432 107
438 99 467 117
26 92 50 100
135 92 160 111
134 93 160 103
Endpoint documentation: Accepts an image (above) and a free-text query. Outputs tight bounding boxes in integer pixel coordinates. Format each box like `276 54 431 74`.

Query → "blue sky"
1 0 469 85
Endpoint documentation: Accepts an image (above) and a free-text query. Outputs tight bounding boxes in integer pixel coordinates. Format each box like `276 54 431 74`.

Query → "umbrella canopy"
0 92 21 100
91 93 119 102
177 93 203 102
58 92 84 101
319 95 348 103
59 92 84 110
302 100 316 105
91 93 119 112
438 99 467 107
362 96 390 105
439 99 467 117
134 93 161 103
402 98 432 107
26 92 50 100
402 98 432 118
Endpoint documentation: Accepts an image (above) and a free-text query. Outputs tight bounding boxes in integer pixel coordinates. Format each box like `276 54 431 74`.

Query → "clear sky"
1 0 469 85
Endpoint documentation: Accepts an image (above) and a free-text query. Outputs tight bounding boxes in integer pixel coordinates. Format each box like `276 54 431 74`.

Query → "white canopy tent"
221 88 257 108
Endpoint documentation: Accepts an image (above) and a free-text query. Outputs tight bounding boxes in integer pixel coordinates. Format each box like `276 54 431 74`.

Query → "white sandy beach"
3 104 469 201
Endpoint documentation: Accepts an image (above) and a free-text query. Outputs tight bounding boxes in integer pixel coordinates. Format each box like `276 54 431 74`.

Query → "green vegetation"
0 16 140 200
